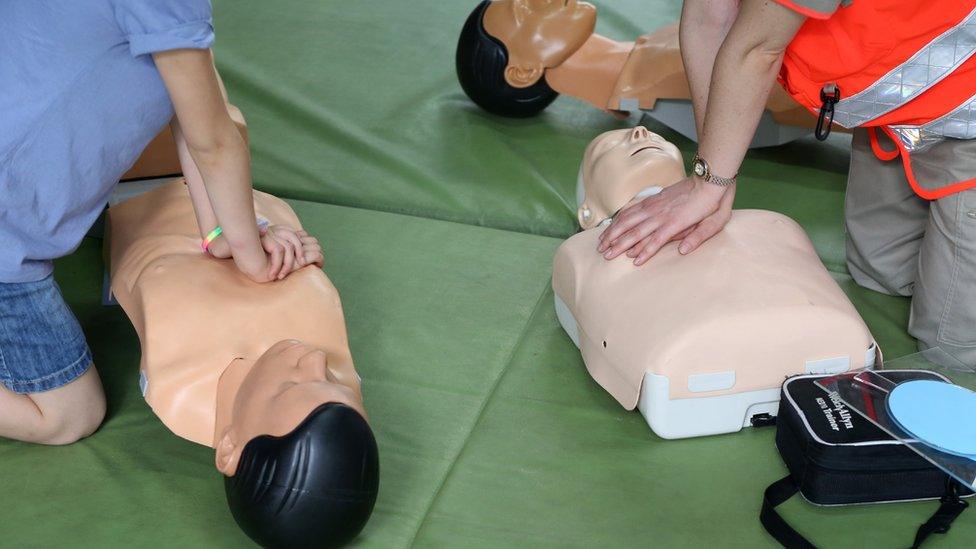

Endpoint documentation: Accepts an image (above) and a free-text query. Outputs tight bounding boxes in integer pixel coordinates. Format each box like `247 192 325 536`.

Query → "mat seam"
404 281 553 548
283 194 853 276
277 191 573 239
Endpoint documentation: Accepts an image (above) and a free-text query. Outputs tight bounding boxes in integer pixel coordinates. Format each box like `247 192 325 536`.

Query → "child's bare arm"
154 49 299 281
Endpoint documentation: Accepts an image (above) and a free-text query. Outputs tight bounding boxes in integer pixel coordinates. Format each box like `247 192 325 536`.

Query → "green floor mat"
5 0 959 545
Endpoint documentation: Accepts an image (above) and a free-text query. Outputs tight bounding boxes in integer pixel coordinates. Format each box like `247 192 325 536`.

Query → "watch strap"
693 152 737 187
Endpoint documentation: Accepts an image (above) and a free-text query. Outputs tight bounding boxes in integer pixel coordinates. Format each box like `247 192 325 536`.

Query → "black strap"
912 479 969 549
760 475 817 549
762 475 969 549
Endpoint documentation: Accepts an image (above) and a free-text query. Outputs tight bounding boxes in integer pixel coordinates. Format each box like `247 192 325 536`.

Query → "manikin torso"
553 127 875 410
108 180 361 447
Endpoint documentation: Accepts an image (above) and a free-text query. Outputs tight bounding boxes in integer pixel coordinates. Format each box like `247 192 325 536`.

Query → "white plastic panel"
687 371 736 393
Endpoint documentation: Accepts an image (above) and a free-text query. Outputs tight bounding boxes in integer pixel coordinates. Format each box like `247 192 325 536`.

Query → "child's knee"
33 397 105 445
30 369 106 445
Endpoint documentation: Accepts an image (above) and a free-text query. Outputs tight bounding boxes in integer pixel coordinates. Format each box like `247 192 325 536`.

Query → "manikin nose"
630 126 649 141
296 349 332 382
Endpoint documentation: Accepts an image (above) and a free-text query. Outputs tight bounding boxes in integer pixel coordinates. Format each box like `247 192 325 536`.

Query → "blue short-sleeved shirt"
0 0 214 283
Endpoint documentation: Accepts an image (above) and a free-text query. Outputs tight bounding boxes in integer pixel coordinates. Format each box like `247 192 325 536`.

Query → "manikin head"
483 0 596 88
217 340 379 548
577 126 685 229
456 0 596 116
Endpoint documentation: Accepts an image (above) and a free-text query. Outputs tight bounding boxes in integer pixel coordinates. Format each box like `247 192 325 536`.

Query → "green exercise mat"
2 0 962 546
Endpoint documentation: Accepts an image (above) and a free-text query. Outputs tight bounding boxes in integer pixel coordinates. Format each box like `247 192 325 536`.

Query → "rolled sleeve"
772 0 847 20
113 0 215 57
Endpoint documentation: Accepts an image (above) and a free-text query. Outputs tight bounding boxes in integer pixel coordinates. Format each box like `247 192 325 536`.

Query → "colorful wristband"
202 226 223 254
202 217 269 254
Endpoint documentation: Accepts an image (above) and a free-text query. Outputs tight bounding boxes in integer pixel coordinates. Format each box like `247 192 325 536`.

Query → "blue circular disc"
888 380 976 457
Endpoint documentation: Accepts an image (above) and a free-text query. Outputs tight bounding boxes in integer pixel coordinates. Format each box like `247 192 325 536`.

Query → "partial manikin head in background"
456 0 596 117
578 126 685 230
482 0 596 88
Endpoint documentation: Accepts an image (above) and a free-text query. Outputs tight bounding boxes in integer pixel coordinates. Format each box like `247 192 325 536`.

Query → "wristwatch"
692 153 737 187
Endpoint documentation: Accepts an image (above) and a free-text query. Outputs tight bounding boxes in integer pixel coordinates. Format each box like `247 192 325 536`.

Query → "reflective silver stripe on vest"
832 6 976 129
890 91 976 152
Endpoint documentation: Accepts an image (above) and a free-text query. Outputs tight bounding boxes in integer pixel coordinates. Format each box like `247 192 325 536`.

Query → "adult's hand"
597 177 734 265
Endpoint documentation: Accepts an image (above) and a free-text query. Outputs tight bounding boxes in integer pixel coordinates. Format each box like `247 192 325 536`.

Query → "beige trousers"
846 129 976 366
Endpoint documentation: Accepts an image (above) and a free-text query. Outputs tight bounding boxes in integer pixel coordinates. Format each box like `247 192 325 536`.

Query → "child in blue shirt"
0 0 320 444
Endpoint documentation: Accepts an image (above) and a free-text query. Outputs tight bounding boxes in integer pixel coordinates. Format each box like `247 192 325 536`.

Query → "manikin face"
578 126 685 229
215 339 365 475
484 0 597 88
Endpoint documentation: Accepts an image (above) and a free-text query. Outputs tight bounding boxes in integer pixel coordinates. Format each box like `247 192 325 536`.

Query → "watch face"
693 161 706 177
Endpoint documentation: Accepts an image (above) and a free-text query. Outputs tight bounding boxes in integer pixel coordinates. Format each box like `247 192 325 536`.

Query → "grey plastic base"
637 99 812 149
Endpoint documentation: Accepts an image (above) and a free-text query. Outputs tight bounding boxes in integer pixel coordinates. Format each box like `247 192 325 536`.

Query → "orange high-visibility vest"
778 2 976 199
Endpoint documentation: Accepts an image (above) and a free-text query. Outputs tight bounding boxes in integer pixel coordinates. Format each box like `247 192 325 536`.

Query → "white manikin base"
554 293 876 439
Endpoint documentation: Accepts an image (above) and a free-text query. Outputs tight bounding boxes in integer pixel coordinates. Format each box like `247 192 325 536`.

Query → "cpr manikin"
107 181 378 548
456 0 819 147
553 127 880 439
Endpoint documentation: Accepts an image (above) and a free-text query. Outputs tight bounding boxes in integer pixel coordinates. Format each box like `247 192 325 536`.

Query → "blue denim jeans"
0 274 93 393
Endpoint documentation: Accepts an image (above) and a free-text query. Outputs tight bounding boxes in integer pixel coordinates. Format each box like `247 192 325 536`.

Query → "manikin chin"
552 126 880 439
107 180 378 548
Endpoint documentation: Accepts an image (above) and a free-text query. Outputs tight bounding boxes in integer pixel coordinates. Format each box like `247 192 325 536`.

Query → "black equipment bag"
762 371 971 548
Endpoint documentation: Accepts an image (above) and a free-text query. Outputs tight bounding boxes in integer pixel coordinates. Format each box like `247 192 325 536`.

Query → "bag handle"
912 478 969 549
761 475 968 549
760 475 817 548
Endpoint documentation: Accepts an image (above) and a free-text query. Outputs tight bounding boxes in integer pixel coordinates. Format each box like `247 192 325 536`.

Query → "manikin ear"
504 63 545 88
215 428 242 476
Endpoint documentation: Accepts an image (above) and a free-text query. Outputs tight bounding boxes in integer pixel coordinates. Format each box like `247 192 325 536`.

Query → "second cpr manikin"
553 127 880 439
107 180 378 547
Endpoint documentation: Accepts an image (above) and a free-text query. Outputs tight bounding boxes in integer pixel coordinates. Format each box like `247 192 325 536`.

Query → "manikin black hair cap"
225 402 379 548
456 0 559 117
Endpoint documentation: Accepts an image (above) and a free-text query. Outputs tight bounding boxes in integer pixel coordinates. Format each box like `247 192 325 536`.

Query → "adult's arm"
599 0 805 264
696 0 805 180
680 0 740 138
